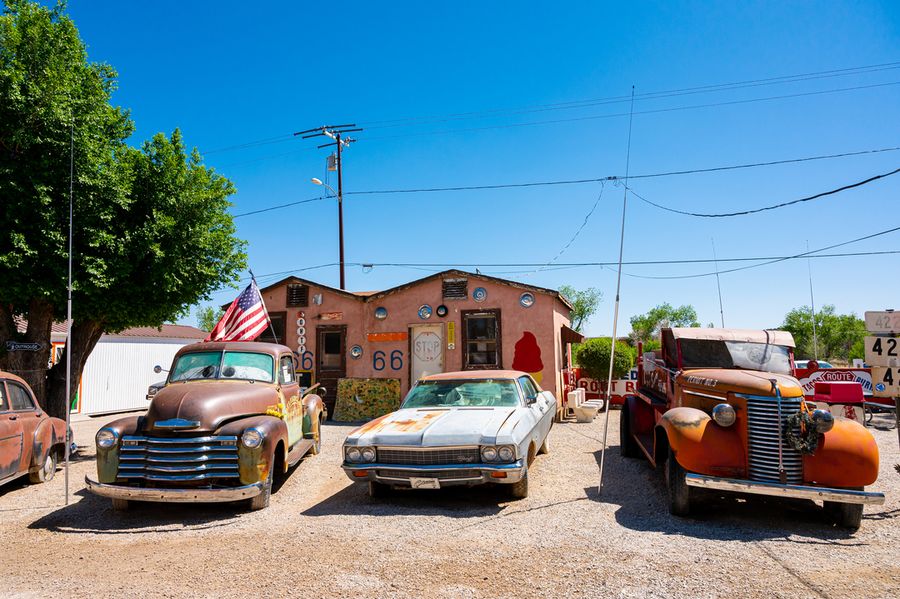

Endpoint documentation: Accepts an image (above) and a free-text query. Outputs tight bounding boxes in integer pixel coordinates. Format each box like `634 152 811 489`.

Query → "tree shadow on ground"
586 445 868 545
27 488 246 535
302 480 507 519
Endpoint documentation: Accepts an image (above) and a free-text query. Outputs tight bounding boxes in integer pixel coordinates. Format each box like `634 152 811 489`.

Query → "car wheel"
29 450 57 484
248 465 273 511
824 491 864 530
111 498 130 511
619 404 639 458
538 434 550 455
368 481 390 498
309 416 322 456
665 445 690 516
508 468 529 499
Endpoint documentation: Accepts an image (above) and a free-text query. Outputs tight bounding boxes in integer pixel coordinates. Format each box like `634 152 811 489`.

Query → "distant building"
252 269 582 418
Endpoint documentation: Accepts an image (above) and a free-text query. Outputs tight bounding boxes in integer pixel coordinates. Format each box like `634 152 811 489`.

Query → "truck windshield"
402 380 521 408
169 351 275 383
679 340 792 375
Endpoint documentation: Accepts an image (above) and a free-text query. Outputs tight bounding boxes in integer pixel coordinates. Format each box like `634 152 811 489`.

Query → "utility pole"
294 124 362 290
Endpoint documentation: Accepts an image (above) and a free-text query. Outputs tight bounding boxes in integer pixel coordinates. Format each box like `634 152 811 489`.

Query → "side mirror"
153 365 168 374
526 395 537 406
318 387 327 397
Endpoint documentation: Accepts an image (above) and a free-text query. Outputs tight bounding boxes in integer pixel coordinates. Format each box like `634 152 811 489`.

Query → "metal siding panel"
80 339 194 415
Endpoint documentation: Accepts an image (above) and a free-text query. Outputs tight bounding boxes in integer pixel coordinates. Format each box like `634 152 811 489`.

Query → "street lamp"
311 177 345 290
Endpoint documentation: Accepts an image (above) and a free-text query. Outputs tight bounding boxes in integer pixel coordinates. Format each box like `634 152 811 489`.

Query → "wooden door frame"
408 323 446 386
461 308 502 370
316 325 347 374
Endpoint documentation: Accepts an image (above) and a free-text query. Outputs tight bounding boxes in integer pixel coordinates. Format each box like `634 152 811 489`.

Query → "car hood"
679 368 804 398
144 380 278 432
348 407 520 446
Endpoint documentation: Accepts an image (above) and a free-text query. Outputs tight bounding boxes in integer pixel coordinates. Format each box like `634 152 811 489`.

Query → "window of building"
462 309 501 369
8 383 35 411
258 311 286 344
442 277 468 300
286 284 309 307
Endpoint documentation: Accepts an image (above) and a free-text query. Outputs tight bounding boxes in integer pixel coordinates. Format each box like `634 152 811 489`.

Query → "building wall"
261 276 571 400
79 337 197 415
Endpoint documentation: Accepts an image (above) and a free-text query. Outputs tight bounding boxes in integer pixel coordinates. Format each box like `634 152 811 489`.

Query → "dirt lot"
1 410 898 598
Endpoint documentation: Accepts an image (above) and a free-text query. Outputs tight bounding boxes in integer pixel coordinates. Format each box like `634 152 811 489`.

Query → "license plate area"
409 477 441 489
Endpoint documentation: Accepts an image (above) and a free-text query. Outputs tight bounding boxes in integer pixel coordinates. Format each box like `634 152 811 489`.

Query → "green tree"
575 337 634 381
197 306 224 332
558 285 602 332
0 1 246 417
780 305 866 362
629 303 700 345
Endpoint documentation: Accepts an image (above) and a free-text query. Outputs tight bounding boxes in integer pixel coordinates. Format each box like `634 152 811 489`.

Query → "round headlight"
498 446 515 462
346 447 362 462
711 403 736 427
241 428 263 448
811 409 835 434
96 429 118 448
481 446 498 462
361 447 376 462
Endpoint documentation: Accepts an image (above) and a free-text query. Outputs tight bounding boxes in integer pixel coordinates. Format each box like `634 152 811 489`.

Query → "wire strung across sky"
231 147 900 218
624 165 900 218
201 60 900 156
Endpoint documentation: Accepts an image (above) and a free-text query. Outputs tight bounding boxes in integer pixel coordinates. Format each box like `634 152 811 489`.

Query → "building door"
316 325 346 420
409 324 444 383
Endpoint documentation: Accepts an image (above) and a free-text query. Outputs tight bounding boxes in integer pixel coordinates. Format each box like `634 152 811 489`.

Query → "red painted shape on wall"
512 332 543 373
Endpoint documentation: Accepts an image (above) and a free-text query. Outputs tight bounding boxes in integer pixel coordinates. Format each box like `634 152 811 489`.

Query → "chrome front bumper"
342 460 526 487
85 477 263 503
685 474 886 505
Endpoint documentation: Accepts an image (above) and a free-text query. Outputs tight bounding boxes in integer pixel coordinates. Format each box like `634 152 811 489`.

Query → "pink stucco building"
254 270 580 418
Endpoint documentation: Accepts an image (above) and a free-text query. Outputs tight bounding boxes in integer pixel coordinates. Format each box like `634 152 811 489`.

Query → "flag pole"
250 269 277 344
598 86 635 494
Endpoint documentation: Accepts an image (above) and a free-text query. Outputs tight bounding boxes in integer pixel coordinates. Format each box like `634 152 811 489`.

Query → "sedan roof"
421 370 531 381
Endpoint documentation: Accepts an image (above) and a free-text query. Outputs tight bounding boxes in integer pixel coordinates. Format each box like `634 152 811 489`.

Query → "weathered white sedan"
341 370 555 499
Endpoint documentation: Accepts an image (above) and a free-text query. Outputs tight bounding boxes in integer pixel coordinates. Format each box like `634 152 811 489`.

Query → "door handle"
9 415 16 421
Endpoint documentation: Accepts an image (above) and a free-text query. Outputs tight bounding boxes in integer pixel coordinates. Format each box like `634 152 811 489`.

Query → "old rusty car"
1 371 69 488
342 370 555 499
86 342 326 511
621 328 884 529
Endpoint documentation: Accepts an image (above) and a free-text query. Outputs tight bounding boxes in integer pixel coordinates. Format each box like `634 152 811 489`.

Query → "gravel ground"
1 409 898 598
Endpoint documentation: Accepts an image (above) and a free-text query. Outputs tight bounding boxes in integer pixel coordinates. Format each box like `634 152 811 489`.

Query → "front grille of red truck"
744 395 803 484
117 435 240 482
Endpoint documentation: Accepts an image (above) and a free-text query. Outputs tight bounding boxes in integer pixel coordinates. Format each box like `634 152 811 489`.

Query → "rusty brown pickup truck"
85 342 325 511
1 371 70 488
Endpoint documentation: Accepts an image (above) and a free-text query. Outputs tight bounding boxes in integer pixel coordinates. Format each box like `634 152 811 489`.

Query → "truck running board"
685 473 885 505
287 439 315 466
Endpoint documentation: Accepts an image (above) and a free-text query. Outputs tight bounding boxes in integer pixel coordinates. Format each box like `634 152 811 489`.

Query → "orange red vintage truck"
620 327 884 529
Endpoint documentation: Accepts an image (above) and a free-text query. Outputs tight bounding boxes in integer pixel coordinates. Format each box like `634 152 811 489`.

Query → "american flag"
205 280 271 342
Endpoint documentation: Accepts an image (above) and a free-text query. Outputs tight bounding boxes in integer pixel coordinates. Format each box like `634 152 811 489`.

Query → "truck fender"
218 415 289 483
657 407 745 478
96 415 145 483
302 393 325 437
803 418 880 487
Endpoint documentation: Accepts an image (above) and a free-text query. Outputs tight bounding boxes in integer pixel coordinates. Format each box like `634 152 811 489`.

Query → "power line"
198 61 900 158
626 166 900 218
230 146 900 218
620 225 900 280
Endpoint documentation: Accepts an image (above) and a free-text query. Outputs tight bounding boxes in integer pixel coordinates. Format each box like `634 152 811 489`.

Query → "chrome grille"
744 395 803 484
118 435 239 481
376 469 482 481
376 447 480 465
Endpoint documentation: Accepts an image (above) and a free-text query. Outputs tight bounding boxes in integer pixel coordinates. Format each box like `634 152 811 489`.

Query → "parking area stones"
1 411 898 598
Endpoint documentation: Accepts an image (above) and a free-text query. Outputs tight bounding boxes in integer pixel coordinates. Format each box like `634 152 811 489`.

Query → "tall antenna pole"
64 125 74 505
598 86 635 494
712 238 725 327
807 240 818 360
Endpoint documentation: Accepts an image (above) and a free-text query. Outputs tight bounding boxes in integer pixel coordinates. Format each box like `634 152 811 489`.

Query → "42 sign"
865 336 899 367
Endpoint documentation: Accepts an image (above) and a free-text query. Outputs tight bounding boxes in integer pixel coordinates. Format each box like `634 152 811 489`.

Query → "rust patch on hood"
357 410 448 435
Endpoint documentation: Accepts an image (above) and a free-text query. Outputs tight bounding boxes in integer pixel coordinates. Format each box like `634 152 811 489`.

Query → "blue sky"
58 1 900 337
